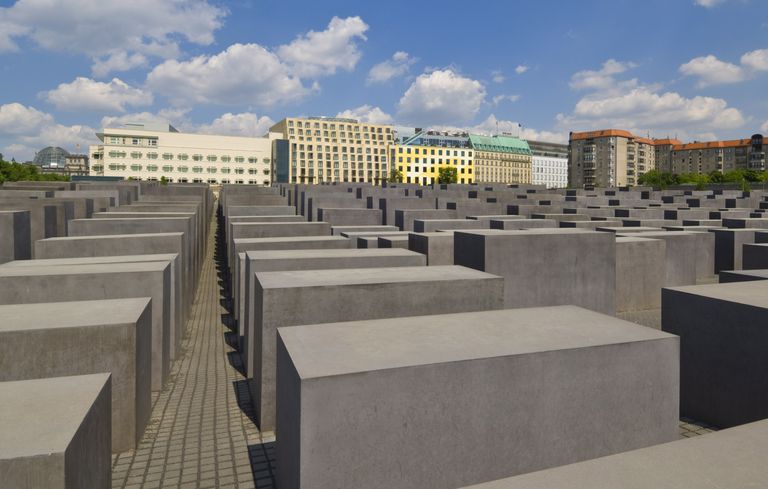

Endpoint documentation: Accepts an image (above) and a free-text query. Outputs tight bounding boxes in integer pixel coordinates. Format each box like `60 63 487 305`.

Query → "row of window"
94 164 269 175
399 147 472 157
287 120 391 134
106 151 270 163
294 144 388 154
108 137 158 147
399 157 472 165
399 166 473 175
288 128 389 140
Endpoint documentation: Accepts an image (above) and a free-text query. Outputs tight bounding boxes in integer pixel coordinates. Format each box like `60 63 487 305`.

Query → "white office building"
529 140 568 189
89 122 274 185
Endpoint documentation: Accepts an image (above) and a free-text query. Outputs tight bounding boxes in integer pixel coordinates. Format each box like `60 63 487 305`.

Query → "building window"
130 152 142 159
130 164 142 171
248 157 258 164
177 166 189 173
221 167 231 174
162 153 173 160
207 167 217 173
235 168 245 174
235 156 245 163
192 166 203 173
178 154 189 161
146 164 158 172
192 154 203 161
147 152 158 159
207 155 217 162
162 165 173 172
148 139 157 147
221 156 231 162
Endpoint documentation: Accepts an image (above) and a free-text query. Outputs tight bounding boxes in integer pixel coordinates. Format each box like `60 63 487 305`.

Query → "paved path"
111 210 275 489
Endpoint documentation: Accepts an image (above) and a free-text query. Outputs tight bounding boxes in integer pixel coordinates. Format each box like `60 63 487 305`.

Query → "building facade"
89 122 273 184
569 130 657 188
529 140 568 188
468 134 532 184
269 117 394 184
396 130 474 184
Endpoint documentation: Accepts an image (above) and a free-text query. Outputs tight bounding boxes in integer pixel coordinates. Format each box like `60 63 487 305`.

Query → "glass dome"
33 146 70 168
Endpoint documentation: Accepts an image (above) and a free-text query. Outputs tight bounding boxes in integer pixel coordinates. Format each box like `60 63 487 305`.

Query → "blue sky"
0 0 766 160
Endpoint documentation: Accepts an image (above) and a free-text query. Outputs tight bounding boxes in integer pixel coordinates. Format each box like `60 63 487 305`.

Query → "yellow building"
396 144 474 185
468 134 532 184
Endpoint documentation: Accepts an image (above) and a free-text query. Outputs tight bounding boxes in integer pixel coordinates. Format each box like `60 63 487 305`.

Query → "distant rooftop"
469 134 531 155
115 122 179 133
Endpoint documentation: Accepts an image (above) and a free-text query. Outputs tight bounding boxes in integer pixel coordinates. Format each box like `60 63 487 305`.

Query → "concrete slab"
455 229 615 314
276 306 679 489
251 265 504 432
0 210 30 263
616 237 666 314
0 373 111 489
663 280 768 427
460 420 768 488
408 231 454 265
0 261 171 390
0 298 151 452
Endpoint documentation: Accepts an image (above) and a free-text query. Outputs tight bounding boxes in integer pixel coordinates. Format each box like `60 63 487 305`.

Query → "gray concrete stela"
110 206 276 489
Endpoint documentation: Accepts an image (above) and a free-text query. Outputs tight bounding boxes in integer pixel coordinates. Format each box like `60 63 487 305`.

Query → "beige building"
269 117 394 184
569 130 657 188
468 134 532 184
89 122 273 184
670 139 751 175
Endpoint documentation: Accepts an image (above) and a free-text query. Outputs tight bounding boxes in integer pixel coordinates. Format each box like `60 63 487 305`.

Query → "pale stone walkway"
111 207 275 489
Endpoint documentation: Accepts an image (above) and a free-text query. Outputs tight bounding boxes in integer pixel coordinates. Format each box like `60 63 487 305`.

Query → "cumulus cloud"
471 115 568 143
680 49 768 87
196 112 275 137
44 77 153 112
741 49 768 72
397 69 486 126
277 16 369 78
146 16 369 108
679 55 746 87
492 94 520 105
100 108 191 129
762 120 768 133
367 51 416 84
515 65 529 75
570 59 638 91
491 71 505 83
0 0 226 77
560 59 745 136
694 0 726 7
147 43 311 107
0 103 96 160
336 105 393 124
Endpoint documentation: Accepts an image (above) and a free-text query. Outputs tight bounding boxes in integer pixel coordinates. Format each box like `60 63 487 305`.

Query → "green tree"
437 166 458 184
160 175 169 186
0 157 69 183
388 167 403 183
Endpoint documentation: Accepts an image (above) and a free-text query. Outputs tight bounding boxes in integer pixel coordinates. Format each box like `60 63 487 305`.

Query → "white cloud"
0 0 226 76
559 60 745 136
336 105 393 124
277 16 369 78
147 43 311 107
741 49 768 72
100 108 191 129
762 120 768 133
679 55 746 87
470 115 567 143
44 77 153 112
515 65 529 75
694 0 725 7
367 51 416 84
92 52 148 78
492 94 520 105
196 112 275 137
397 69 486 126
491 71 505 83
570 59 638 91
680 49 768 87
0 103 96 161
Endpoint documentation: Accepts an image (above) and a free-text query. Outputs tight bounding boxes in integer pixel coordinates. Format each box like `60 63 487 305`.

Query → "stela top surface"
0 254 178 268
0 298 151 333
279 305 676 380
38 232 183 242
257 265 498 289
234 236 347 244
0 260 168 277
245 248 421 261
665 280 768 307
0 373 111 459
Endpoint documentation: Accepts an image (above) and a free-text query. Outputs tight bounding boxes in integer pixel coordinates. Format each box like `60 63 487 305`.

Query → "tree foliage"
388 167 403 183
638 168 768 189
437 166 458 184
0 157 69 184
